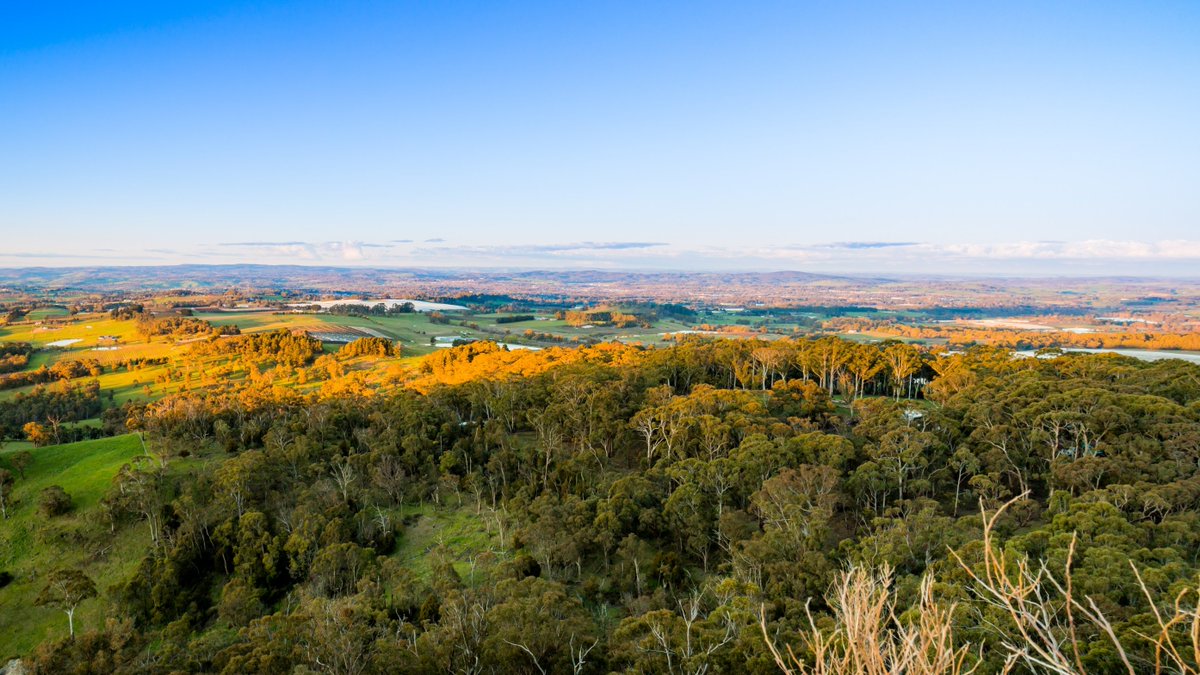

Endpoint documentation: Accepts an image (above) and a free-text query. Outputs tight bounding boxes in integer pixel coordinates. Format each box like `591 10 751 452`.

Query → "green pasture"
392 501 500 582
24 307 70 321
0 435 150 658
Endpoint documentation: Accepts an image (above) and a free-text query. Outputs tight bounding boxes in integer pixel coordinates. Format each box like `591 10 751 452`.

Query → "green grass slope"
0 434 149 659
392 502 500 581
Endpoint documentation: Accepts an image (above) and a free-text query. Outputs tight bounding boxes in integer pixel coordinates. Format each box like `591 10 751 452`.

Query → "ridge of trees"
825 317 1200 351
7 336 1200 673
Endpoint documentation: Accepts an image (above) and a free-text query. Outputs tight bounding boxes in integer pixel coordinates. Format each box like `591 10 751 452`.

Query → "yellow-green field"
24 307 70 321
191 310 453 356
191 309 698 353
0 308 707 413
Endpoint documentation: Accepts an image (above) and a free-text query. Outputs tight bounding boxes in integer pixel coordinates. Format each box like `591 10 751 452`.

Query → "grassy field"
0 306 815 418
0 315 143 349
191 309 699 354
0 315 182 371
191 310 452 356
833 331 944 345
0 312 266 405
470 313 697 346
0 308 720 413
24 307 70 321
393 501 500 583
1 308 738 379
0 360 178 405
0 435 149 658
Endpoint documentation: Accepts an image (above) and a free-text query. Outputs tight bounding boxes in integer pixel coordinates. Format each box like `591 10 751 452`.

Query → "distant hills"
0 264 1197 313
0 264 866 290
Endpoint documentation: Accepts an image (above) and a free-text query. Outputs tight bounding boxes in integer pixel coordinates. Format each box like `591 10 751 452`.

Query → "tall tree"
0 468 12 519
35 569 97 639
883 343 921 400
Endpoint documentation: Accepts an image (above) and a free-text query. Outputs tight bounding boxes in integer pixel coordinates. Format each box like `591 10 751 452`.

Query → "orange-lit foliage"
410 341 645 391
826 317 1200 351
559 307 644 328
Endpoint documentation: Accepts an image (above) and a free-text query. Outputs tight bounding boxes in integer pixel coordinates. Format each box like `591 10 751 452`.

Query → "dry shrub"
761 567 976 675
952 494 1200 675
764 493 1200 674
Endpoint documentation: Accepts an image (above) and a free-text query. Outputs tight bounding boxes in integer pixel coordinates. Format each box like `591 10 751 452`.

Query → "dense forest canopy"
3 334 1200 673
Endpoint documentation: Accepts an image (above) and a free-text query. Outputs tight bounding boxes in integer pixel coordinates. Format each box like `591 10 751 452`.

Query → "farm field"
2 315 145 349
833 331 945 345
3 302 1197 422
24 307 70 321
191 310 455 356
463 313 696 346
192 309 701 353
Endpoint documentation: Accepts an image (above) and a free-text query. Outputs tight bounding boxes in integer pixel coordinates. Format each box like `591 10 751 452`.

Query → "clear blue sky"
2 1 1198 273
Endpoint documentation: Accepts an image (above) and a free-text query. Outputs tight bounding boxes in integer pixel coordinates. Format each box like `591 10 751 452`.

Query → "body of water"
1015 348 1200 364
294 299 468 312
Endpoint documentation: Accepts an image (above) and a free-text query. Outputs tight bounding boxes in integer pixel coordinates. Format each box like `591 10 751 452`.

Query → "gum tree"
35 569 97 638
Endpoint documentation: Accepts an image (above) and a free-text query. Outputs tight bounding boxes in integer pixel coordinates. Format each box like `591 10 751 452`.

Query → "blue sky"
2 1 1198 274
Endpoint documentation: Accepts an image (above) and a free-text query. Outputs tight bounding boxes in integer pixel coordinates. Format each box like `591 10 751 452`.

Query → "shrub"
39 485 73 517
